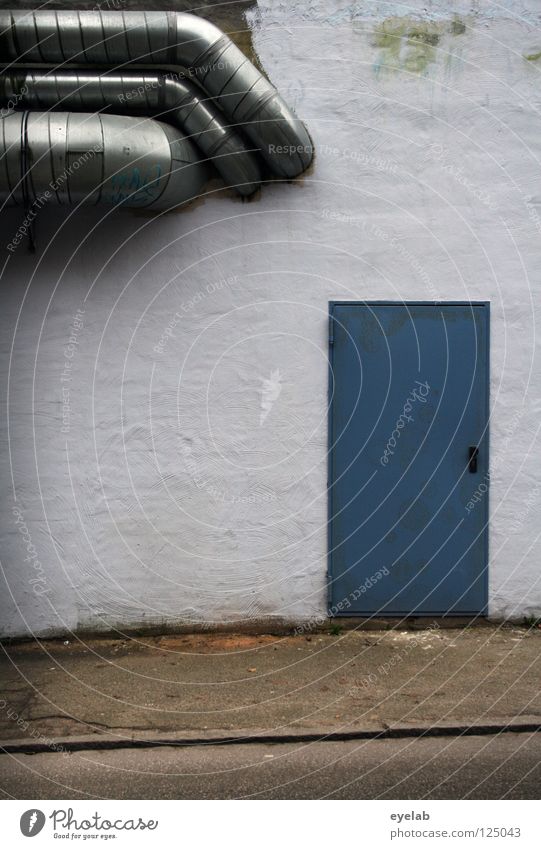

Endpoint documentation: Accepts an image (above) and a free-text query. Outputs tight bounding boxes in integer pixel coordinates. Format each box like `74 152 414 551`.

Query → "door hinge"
328 314 334 345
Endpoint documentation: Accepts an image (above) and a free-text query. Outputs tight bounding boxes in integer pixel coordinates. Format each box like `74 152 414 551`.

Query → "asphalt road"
1 732 539 799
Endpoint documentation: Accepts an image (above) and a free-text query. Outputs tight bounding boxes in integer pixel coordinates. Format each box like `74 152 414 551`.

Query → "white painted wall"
2 0 541 637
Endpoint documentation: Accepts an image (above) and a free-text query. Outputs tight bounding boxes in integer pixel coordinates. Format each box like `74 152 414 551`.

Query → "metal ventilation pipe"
0 70 262 197
0 111 210 209
0 9 313 178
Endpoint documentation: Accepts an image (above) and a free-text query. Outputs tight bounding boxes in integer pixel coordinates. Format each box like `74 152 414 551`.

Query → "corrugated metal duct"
0 10 313 210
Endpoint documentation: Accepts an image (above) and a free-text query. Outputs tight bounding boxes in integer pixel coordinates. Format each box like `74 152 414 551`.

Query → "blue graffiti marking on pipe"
110 164 163 205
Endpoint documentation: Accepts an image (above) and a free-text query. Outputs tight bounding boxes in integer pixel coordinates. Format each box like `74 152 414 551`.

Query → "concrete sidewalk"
1 624 540 749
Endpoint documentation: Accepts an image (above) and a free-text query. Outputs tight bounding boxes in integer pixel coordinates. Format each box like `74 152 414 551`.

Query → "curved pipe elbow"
162 74 262 196
0 10 313 179
0 70 262 197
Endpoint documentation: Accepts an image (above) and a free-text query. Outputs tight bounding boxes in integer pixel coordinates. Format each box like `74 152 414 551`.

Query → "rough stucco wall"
1 0 541 637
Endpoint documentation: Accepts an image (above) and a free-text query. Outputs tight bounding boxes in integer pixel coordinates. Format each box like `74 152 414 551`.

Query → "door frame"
327 300 490 616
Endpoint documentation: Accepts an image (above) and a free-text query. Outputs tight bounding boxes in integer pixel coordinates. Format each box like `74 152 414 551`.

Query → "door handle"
468 446 479 473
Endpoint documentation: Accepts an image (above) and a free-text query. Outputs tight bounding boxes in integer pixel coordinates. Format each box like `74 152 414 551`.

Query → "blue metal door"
328 302 489 616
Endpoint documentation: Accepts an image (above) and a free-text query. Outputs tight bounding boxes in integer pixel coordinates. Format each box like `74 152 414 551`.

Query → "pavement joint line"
1 720 540 755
